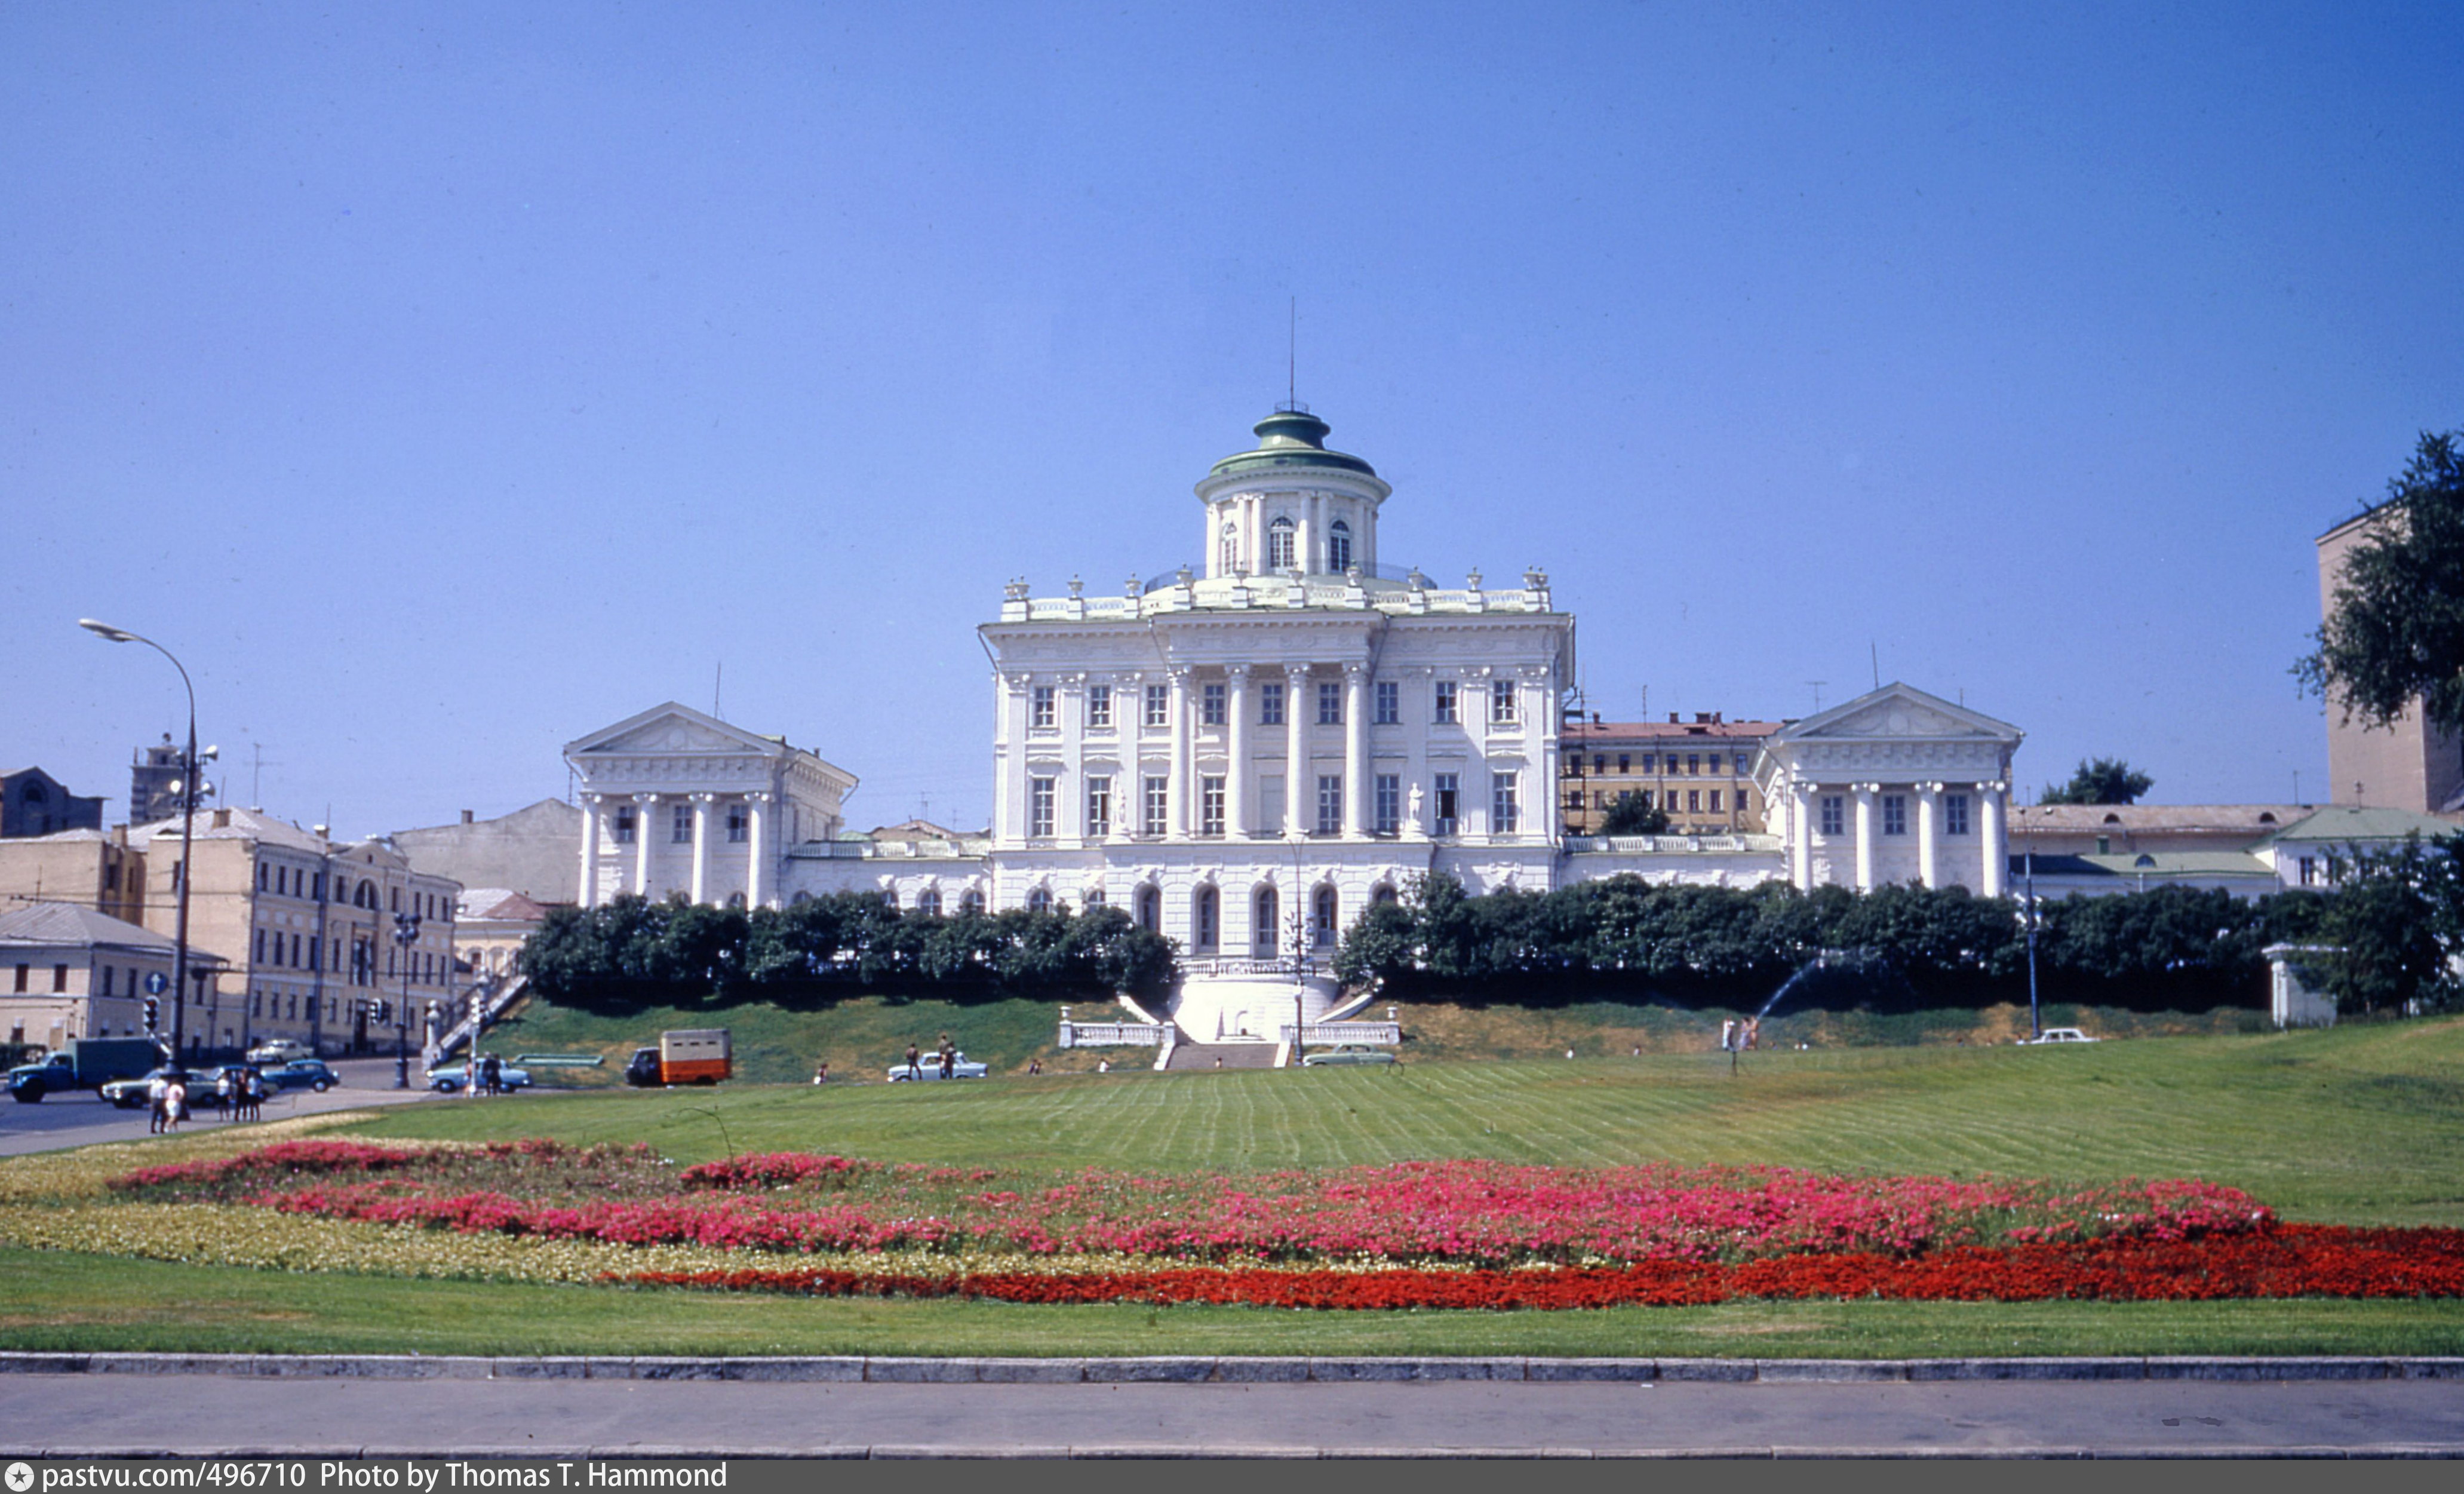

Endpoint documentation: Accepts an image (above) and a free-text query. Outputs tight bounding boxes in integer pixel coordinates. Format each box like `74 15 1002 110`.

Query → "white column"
1852 784 1877 892
1297 493 1317 576
1980 780 2009 898
1916 783 1942 890
1343 662 1369 836
1225 665 1251 838
745 792 770 909
689 794 713 904
1168 668 1193 839
577 797 602 909
1285 664 1310 839
632 794 659 896
1790 781 1813 890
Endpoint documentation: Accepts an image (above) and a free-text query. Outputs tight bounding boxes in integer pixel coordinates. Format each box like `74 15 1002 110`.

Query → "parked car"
8 1037 165 1102
1301 1044 1399 1068
2021 1027 2099 1045
102 1066 202 1109
261 1059 340 1092
425 1059 531 1093
886 1051 988 1081
245 1039 312 1066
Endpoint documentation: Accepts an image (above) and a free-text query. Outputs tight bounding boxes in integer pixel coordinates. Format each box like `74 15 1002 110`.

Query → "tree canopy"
2298 428 2464 735
2039 756 2155 805
1595 793 1670 836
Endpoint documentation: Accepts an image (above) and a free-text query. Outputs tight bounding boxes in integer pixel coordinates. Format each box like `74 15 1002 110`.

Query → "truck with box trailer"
7 1036 168 1102
623 1028 732 1087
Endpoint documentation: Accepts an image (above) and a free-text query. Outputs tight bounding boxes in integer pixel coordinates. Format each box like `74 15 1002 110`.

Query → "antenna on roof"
714 661 724 720
1870 642 1881 691
1806 680 1826 712
1288 296 1296 410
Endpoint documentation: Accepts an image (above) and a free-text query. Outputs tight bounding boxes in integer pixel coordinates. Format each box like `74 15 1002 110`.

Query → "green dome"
1206 407 1379 480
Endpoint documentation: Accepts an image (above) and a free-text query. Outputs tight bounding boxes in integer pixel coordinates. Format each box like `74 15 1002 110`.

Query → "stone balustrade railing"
1000 571 1551 622
1277 1020 1402 1047
1057 1021 1169 1049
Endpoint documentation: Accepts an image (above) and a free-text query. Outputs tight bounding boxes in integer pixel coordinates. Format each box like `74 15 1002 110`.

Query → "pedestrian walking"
812 1059 829 1085
904 1042 922 1080
162 1075 188 1131
481 1052 503 1096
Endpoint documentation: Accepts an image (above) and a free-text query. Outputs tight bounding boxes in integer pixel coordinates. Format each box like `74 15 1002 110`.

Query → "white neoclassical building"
565 704 858 909
1755 684 2020 897
554 407 2033 1045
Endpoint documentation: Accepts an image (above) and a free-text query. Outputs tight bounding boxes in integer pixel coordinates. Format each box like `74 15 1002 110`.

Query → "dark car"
262 1059 340 1093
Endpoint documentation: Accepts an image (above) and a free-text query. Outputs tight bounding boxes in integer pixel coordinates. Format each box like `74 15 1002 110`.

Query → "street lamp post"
81 619 211 1061
392 912 421 1089
2024 846 2042 1041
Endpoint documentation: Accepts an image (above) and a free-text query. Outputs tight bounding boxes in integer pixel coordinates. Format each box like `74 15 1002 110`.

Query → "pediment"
1772 683 2021 747
566 703 783 760
1814 700 1985 740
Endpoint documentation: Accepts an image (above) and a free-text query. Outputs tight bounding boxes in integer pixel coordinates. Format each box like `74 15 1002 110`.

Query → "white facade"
565 703 857 910
1755 683 2022 897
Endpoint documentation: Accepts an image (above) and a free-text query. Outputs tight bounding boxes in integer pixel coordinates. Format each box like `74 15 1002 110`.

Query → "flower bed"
190 1151 2272 1267
613 1226 2464 1309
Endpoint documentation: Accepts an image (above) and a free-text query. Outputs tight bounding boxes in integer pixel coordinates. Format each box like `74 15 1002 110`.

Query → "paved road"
5 1376 2461 1456
0 1059 453 1157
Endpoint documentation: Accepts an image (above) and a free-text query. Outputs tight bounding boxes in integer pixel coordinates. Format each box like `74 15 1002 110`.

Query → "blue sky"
5 2 2460 838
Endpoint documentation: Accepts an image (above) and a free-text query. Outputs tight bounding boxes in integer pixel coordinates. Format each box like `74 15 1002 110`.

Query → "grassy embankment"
3 1016 2459 1357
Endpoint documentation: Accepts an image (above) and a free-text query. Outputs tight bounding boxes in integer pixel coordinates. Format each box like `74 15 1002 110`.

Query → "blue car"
262 1059 339 1093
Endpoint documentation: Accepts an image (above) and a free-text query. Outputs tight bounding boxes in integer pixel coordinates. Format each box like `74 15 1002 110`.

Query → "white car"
887 1051 989 1082
2021 1027 2099 1045
245 1038 312 1066
425 1060 531 1093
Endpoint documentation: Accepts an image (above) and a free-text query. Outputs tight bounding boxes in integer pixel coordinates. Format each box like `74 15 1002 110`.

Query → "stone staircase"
1164 1041 1280 1071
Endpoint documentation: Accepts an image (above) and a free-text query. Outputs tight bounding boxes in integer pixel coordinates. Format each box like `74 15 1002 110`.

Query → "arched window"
1372 883 1399 906
917 886 942 917
960 887 986 916
1311 885 1338 948
1327 519 1352 572
1253 886 1280 956
1193 886 1219 950
1027 886 1053 913
1219 521 1241 575
1134 885 1159 932
1267 516 1296 571
791 889 812 906
881 888 899 910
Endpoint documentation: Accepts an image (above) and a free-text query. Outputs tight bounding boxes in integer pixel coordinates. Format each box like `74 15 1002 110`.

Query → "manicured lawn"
5 1247 2460 1358
362 1016 2464 1226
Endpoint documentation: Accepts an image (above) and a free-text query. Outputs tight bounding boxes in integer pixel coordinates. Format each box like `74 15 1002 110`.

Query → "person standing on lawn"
904 1042 922 1080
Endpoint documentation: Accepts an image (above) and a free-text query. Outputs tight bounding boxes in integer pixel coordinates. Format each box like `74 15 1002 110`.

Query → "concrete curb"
5 1351 2460 1383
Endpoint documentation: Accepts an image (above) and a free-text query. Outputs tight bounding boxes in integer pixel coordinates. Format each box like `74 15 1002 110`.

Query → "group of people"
900 1033 962 1081
145 1065 268 1132
1719 1017 1763 1052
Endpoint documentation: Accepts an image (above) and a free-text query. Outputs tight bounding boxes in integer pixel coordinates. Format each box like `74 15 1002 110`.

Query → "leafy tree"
2316 838 2461 1016
2039 757 2155 805
1595 793 1670 836
2297 430 2464 735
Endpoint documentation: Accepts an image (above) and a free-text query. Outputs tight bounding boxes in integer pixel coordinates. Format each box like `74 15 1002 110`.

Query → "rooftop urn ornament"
1068 576 1084 598
1124 575 1141 598
1003 579 1031 602
1466 569 1483 591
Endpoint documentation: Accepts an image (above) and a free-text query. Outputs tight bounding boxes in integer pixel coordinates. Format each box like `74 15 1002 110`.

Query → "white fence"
1277 1020 1402 1047
1056 1020 1169 1049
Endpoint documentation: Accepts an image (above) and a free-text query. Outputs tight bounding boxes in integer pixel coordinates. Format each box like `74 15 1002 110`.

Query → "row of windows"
1030 678 1522 731
1567 751 1752 777
1222 516 1354 575
607 802 753 845
1814 793 1974 838
1571 789 1749 814
1027 771 1519 838
251 861 451 921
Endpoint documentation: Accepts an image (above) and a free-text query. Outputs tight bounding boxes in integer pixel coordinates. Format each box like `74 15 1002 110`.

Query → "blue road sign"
145 971 169 996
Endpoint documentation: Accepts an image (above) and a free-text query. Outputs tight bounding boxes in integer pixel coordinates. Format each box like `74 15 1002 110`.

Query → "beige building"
0 827 148 924
1 902 223 1050
454 888 552 979
2318 508 2464 812
1559 715 1779 835
128 807 461 1058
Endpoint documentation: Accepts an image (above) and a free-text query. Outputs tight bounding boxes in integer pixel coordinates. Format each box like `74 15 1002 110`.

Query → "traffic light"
143 998 159 1033
374 1001 391 1025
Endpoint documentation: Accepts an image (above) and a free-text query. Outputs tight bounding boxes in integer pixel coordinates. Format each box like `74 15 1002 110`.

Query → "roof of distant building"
1206 408 1379 481
457 888 554 922
0 900 181 954
1565 719 1783 742
2262 805 2462 845
870 819 966 841
2010 803 2307 836
2015 851 2278 881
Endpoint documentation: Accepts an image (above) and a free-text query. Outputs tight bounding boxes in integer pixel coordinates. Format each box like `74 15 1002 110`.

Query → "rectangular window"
613 806 636 844
1709 790 1723 812
1566 754 1585 777
1433 681 1458 723
1087 684 1113 729
1686 789 1701 813
1200 775 1225 836
1259 775 1285 833
10 965 24 993
1640 754 1657 774
1028 777 1056 838
1882 794 1907 836
727 803 748 842
1085 776 1112 838
1375 774 1401 834
1944 794 1971 836
101 966 113 997
1819 794 1845 837
52 964 69 993
2299 855 2318 887
1144 684 1169 728
1618 754 1631 773
1593 754 1606 774
1259 682 1285 726
1566 789 1587 811
257 863 269 891
1492 772 1520 833
1030 685 1055 729
1491 679 1517 724
1375 680 1399 724
1735 753 1751 774
1433 774 1460 835
1318 682 1342 725
672 803 693 842
1317 775 1342 834
1686 753 1700 775
1202 682 1227 726
253 929 266 963
1143 777 1169 837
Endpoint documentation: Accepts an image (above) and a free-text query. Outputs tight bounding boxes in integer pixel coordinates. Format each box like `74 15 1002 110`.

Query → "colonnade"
576 790 770 909
1786 780 2009 897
